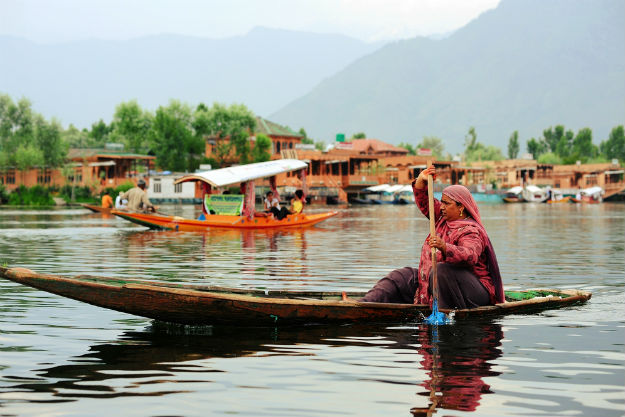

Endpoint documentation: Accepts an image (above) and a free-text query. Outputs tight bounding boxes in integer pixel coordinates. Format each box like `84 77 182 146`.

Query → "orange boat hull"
112 210 339 231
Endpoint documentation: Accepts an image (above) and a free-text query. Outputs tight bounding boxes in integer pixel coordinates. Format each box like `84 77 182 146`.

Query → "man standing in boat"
119 178 156 213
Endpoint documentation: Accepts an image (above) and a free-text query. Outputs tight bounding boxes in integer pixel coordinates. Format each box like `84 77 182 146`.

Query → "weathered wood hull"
111 210 338 231
81 203 113 214
1 267 592 326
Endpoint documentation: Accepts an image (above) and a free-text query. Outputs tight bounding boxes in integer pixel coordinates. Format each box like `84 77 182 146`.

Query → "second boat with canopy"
112 159 338 231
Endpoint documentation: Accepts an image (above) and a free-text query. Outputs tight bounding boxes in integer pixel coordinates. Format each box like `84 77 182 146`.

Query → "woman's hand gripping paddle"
424 163 450 325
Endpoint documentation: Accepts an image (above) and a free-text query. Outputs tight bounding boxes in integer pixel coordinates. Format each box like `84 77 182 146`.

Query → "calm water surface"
0 202 623 416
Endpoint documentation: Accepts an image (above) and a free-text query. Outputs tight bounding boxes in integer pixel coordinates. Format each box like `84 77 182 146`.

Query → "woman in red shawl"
361 166 504 309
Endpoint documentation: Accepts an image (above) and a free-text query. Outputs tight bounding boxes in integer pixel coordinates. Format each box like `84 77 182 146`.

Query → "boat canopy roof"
396 184 414 193
365 184 391 192
386 184 405 193
507 186 523 194
581 186 604 196
524 185 544 193
174 159 307 187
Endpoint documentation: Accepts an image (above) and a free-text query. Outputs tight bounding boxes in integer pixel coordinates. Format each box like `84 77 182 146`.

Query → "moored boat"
1 266 592 326
522 185 548 203
502 186 525 203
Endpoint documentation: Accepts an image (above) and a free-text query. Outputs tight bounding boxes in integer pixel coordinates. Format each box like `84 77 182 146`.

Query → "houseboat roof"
255 117 303 138
68 148 155 160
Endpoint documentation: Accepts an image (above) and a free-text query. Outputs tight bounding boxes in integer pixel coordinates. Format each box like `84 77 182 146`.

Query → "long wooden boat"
0 266 592 326
112 159 338 230
81 203 113 214
112 210 338 231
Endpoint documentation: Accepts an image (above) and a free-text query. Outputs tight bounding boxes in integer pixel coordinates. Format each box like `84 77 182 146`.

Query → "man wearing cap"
119 178 156 213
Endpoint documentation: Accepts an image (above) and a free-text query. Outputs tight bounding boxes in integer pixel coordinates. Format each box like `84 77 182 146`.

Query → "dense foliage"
0 94 67 172
525 124 624 164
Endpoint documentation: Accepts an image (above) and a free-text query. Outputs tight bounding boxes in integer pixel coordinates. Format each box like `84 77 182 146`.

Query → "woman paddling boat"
361 165 504 309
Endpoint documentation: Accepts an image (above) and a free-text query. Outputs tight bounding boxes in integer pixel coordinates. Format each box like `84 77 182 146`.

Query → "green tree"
193 102 256 164
418 136 445 158
0 95 36 167
252 133 272 162
61 163 77 202
14 143 44 183
62 124 91 148
35 116 66 167
398 142 416 155
299 127 314 144
89 119 111 147
507 131 519 159
568 128 597 164
463 127 504 162
600 125 625 161
537 152 563 164
527 137 547 159
554 129 574 160
150 100 203 172
110 100 153 153
464 127 478 153
351 132 366 139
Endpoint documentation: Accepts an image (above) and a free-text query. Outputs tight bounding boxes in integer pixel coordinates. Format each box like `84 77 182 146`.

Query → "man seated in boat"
101 192 113 209
264 190 289 220
360 166 504 309
114 192 128 209
119 179 157 213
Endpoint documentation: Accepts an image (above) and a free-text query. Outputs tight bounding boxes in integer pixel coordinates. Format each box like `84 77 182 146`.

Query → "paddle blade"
424 298 451 325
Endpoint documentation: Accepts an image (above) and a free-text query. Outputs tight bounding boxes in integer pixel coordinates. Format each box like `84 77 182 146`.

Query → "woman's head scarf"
442 185 482 226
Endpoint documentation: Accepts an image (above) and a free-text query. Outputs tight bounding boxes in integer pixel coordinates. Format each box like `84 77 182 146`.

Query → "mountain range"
0 27 381 129
270 0 625 153
1 0 624 154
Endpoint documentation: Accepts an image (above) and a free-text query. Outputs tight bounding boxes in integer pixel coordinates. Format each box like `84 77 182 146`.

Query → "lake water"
0 202 623 416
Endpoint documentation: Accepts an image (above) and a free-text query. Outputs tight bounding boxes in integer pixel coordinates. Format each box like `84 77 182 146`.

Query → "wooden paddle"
427 161 440 309
424 161 448 324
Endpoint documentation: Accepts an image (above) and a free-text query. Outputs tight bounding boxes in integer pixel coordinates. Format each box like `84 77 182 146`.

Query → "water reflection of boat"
1 267 591 326
1 321 502 416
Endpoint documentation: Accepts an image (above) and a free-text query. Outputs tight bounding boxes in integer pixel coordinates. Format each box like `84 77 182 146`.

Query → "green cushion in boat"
504 290 569 301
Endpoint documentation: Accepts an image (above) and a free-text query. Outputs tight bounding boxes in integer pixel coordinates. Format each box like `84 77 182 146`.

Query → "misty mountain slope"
270 0 625 152
0 27 382 127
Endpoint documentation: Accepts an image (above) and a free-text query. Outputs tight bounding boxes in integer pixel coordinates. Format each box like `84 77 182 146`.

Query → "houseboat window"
6 170 15 184
74 169 82 182
276 142 281 153
154 182 162 193
37 169 51 184
289 142 293 149
174 183 182 193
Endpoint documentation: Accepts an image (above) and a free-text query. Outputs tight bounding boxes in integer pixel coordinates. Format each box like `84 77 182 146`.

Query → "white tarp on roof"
396 185 413 193
580 186 604 196
174 159 307 187
506 186 523 194
365 184 392 192
386 184 405 193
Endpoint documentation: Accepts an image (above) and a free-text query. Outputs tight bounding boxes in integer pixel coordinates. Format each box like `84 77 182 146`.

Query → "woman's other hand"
427 234 447 255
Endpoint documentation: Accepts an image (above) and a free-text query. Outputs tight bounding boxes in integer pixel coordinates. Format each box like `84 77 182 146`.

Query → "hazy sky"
1 0 500 43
